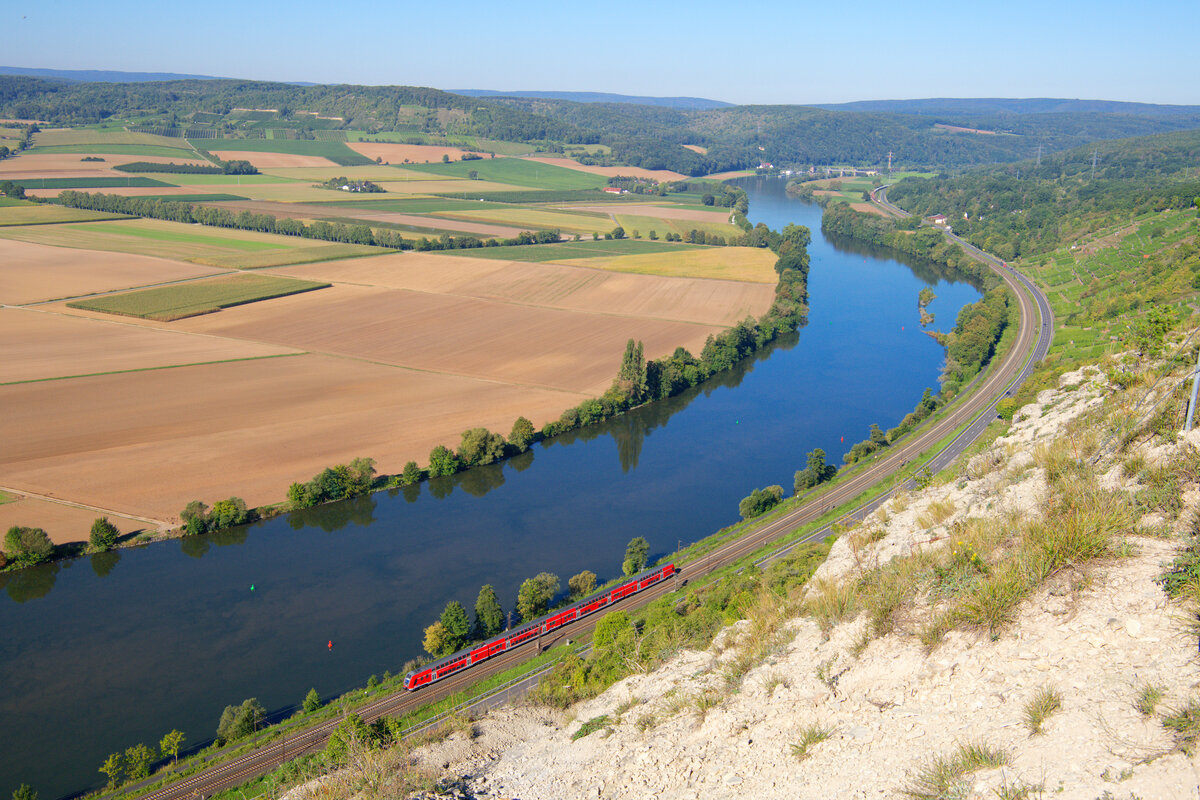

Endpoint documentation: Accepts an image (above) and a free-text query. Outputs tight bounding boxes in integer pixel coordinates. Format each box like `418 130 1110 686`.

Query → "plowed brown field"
172 283 722 394
0 238 227 304
0 354 581 521
1 308 300 384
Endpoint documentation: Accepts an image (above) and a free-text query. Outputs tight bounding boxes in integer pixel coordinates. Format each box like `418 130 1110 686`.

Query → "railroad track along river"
137 196 1054 800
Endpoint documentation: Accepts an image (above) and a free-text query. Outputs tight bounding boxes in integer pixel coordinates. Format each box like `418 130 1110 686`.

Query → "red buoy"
327 640 333 650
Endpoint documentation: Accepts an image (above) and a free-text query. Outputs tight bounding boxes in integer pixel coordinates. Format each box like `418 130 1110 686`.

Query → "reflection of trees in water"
823 232 984 291
286 494 377 533
181 535 209 559
456 463 506 498
544 329 801 473
90 550 120 578
508 450 534 473
1 562 59 603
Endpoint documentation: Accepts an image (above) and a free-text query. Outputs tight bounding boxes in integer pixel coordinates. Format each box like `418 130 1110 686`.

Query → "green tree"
474 584 504 637
592 610 634 653
325 713 378 761
302 688 322 713
12 785 37 800
180 500 210 535
568 570 597 599
508 416 536 452
428 445 461 477
208 497 251 531
400 461 422 486
458 427 507 466
439 600 470 652
159 730 185 765
517 572 560 621
623 537 650 576
869 423 888 447
611 226 626 239
216 698 265 744
99 753 123 789
123 743 155 780
617 339 648 403
794 448 834 492
3 526 53 567
89 517 119 552
423 620 450 657
738 485 784 520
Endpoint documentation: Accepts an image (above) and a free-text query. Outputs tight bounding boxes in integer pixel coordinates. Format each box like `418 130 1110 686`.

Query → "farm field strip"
209 151 339 169
345 141 489 164
26 144 201 159
0 306 304 384
520 156 687 182
66 274 331 321
201 199 529 238
266 251 775 326
0 218 382 268
443 239 703 262
563 203 734 224
0 353 583 521
562 246 779 283
0 203 126 226
171 283 725 395
256 166 435 182
0 495 149 546
404 158 606 190
614 213 742 240
432 206 614 234
198 138 374 165
0 238 229 305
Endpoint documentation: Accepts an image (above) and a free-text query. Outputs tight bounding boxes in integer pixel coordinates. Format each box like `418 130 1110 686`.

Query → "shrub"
216 698 265 744
4 526 54 566
89 517 120 552
738 485 784 520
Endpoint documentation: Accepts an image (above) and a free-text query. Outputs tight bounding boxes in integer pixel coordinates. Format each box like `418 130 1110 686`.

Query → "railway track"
131 197 1054 800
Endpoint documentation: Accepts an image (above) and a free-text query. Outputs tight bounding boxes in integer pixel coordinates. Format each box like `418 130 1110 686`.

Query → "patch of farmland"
28 144 202 159
563 245 778 283
0 354 581 521
0 152 208 180
0 218 381 268
0 202 126 226
206 199 527 239
0 307 301 383
563 203 733 224
521 156 687 182
346 141 489 164
265 252 774 326
172 284 723 395
0 238 228 305
369 179 530 195
444 239 703 262
0 496 147 546
404 158 606 190
6 176 174 189
433 206 614 234
130 172 302 185
33 128 196 149
210 150 340 169
614 213 742 241
203 139 374 165
255 165 432 182
66 274 331 321
308 197 513 214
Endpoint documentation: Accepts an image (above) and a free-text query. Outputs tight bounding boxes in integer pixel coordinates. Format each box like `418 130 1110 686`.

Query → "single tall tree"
439 601 470 652
474 584 504 637
623 537 650 576
159 730 185 765
516 572 560 621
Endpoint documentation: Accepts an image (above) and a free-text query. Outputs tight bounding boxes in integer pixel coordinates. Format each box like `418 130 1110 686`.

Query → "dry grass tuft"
1023 686 1063 735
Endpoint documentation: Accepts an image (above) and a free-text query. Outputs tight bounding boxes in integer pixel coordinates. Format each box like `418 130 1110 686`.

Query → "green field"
447 239 703 262
198 138 375 166
9 176 175 189
66 274 330 321
438 206 613 234
131 193 248 203
0 217 383 268
0 203 126 226
27 144 199 159
130 172 299 185
405 158 607 190
432 189 645 204
311 197 514 214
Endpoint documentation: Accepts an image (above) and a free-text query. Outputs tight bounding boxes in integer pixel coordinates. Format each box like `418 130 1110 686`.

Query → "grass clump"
903 741 1010 799
571 715 609 741
790 724 833 761
1023 686 1063 735
1162 697 1200 755
1134 683 1166 717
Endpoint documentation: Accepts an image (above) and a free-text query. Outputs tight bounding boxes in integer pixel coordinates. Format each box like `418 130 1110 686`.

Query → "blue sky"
5 0 1198 105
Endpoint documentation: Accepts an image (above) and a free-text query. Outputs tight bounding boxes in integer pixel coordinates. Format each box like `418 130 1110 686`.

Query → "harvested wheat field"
210 150 339 169
0 238 228 305
206 199 527 238
172 283 722 394
521 156 686 182
0 496 148 546
346 141 488 164
0 354 580 521
565 244 778 283
562 203 732 224
269 251 773 325
0 308 301 384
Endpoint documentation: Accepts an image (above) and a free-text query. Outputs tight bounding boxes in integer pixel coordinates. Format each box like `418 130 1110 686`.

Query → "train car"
404 563 677 691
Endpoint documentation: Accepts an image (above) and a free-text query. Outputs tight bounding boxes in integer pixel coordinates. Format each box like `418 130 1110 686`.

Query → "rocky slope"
402 360 1200 799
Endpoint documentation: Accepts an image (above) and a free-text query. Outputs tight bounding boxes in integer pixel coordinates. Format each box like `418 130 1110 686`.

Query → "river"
0 177 980 798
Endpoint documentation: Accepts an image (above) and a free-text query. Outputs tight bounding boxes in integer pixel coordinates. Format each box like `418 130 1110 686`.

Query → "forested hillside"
886 129 1200 259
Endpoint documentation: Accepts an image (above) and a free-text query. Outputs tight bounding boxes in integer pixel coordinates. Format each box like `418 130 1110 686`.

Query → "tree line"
49 189 563 251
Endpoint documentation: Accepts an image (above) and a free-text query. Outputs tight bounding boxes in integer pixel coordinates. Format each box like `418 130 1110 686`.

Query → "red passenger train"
404 563 678 691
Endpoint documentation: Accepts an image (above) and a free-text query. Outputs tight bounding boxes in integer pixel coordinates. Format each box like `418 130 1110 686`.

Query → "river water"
0 178 980 798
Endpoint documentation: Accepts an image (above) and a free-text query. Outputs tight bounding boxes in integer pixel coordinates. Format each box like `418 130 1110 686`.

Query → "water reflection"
286 494 377 533
1 561 58 603
89 550 120 578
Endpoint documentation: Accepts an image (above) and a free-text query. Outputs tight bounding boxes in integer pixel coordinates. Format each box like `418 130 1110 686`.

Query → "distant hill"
0 65 230 83
814 97 1200 118
455 89 732 111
